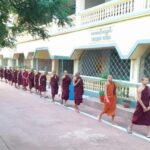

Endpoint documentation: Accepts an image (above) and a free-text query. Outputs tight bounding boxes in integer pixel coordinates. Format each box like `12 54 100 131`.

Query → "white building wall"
14 15 150 60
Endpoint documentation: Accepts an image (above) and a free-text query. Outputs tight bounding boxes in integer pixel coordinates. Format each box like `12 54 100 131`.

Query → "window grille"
59 60 74 75
141 50 150 79
79 49 130 81
33 59 52 72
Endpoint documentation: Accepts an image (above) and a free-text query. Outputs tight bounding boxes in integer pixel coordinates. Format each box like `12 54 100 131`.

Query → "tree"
0 0 75 48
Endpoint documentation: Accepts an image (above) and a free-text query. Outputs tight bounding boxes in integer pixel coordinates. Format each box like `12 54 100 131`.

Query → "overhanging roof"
13 53 24 59
71 45 115 60
71 49 85 60
34 48 50 59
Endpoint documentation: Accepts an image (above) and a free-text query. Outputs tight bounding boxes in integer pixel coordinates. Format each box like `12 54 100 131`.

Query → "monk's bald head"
141 77 149 85
75 72 80 77
107 75 113 82
141 77 149 81
64 70 68 75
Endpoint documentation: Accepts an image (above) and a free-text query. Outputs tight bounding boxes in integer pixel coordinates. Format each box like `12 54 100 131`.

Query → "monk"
13 68 18 88
4 67 8 83
61 70 71 105
17 69 22 89
127 77 150 138
7 67 12 85
11 68 15 86
98 75 117 123
0 67 4 81
22 69 29 90
7 68 10 83
50 71 59 102
39 72 47 98
73 72 84 113
28 70 35 93
10 68 13 85
34 71 41 94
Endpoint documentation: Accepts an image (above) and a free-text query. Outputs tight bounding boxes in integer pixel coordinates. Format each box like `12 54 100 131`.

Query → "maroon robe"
4 68 8 80
50 75 59 97
7 69 12 81
28 72 34 89
132 86 150 125
17 71 22 85
34 72 41 90
22 71 29 87
39 75 47 92
0 68 4 79
74 77 84 105
11 70 15 83
13 70 18 84
61 75 71 101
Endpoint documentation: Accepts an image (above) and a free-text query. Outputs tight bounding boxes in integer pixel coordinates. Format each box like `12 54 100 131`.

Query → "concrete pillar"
130 58 141 83
51 60 59 74
30 59 34 69
16 59 19 67
7 59 14 67
76 0 85 14
129 58 141 99
73 59 79 75
76 0 85 26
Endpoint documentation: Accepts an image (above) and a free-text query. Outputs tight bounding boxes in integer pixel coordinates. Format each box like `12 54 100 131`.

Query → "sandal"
127 127 132 134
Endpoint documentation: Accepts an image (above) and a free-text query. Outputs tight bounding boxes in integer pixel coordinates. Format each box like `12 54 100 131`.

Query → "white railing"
78 0 150 26
81 75 140 101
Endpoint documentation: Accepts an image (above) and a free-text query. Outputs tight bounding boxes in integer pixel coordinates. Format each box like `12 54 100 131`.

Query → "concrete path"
0 81 149 150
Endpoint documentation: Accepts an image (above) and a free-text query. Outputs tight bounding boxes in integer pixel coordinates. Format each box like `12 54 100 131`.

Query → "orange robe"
102 81 116 117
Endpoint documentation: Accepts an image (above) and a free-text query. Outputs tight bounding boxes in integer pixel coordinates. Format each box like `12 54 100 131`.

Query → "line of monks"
0 67 84 113
0 67 150 137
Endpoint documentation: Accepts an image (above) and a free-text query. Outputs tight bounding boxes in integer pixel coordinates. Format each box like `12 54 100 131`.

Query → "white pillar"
51 60 59 74
76 0 85 26
7 59 14 67
30 59 34 69
129 58 141 99
76 0 85 14
16 59 19 67
73 59 79 75
130 58 141 83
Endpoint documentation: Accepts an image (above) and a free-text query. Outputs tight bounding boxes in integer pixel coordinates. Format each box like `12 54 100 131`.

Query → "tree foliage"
0 0 75 48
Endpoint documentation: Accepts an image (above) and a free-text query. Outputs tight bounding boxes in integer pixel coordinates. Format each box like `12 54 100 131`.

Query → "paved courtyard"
0 81 150 150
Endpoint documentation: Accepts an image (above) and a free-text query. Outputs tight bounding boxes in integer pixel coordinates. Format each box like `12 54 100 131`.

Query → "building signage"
91 26 112 42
